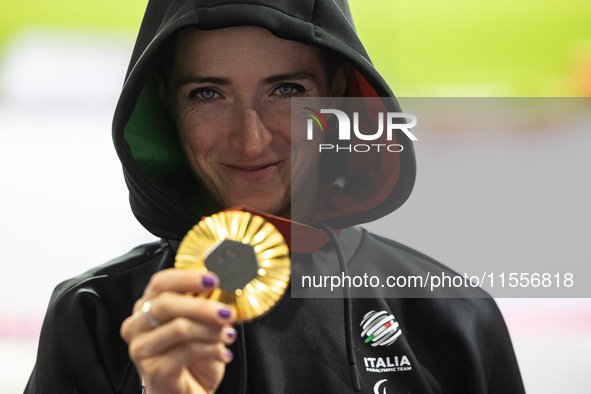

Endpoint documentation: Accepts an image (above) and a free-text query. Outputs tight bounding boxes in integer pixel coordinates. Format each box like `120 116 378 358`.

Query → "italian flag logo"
360 310 402 347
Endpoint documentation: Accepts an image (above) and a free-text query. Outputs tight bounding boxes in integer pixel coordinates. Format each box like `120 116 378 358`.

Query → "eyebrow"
176 76 231 89
176 72 317 89
262 72 317 85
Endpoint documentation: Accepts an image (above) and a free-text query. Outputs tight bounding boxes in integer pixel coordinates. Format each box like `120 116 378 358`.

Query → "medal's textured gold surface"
175 211 290 322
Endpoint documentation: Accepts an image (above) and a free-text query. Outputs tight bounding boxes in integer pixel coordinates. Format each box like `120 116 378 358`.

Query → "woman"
26 1 525 393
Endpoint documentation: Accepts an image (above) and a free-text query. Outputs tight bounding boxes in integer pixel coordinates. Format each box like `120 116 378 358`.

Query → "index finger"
142 268 219 302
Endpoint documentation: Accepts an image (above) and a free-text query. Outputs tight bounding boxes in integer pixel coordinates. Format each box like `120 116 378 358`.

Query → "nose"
230 107 272 159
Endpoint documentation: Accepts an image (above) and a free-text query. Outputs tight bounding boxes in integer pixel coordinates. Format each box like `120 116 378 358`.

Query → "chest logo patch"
360 310 402 347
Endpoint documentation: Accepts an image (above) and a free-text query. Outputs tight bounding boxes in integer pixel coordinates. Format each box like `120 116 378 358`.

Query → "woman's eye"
189 88 218 100
276 83 305 96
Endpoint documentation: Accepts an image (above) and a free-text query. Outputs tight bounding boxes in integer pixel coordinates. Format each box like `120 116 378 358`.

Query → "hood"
112 0 417 247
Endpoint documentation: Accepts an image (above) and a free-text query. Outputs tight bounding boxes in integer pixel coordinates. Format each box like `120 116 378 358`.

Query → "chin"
229 196 288 218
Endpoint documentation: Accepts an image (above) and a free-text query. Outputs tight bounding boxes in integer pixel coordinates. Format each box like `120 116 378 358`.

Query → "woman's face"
160 26 345 220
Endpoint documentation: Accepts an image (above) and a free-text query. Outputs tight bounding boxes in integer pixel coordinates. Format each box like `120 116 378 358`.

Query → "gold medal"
175 211 290 322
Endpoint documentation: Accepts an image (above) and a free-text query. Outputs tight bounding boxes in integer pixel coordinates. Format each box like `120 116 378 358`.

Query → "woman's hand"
120 268 237 394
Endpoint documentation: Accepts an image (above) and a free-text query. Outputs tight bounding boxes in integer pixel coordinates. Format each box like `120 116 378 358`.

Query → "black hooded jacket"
25 1 525 393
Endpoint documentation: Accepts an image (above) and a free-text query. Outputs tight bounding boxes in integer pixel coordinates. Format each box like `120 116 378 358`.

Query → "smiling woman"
155 27 347 221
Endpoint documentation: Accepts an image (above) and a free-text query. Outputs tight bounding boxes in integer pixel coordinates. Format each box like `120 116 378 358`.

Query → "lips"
226 162 280 171
222 160 284 180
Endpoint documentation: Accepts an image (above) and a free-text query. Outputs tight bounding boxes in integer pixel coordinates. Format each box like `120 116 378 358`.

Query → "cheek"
175 102 240 157
260 105 292 142
176 113 220 167
290 133 322 181
287 113 323 162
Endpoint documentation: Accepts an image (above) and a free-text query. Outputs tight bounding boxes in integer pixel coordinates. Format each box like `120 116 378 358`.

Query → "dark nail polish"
225 348 233 361
224 327 237 339
218 308 232 319
202 275 216 288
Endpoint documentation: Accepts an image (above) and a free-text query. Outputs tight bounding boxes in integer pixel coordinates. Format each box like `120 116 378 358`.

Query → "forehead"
172 26 325 76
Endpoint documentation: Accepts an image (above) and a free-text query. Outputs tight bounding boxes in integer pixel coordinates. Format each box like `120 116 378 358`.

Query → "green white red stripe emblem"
360 310 402 347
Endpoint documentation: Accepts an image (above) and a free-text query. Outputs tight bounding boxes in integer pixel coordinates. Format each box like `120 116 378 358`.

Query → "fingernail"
224 327 237 340
202 275 216 288
218 308 232 319
225 348 233 362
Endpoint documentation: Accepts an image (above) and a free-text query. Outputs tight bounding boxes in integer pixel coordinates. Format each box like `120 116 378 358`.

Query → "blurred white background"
0 28 590 393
